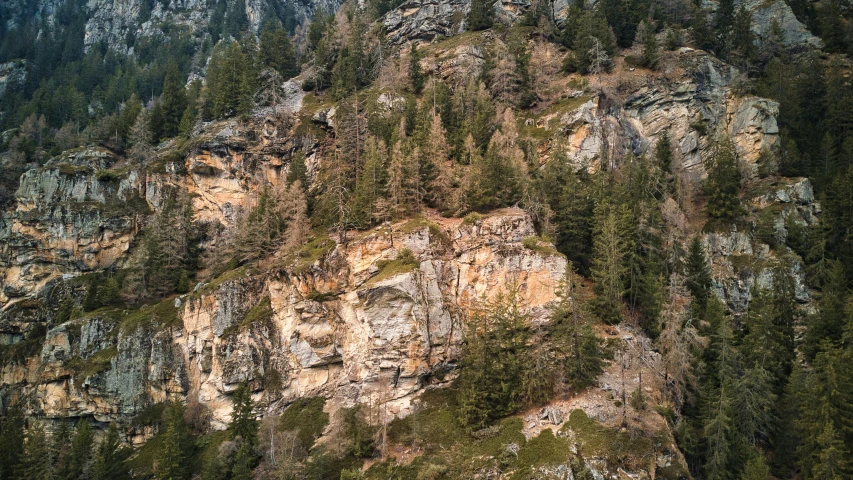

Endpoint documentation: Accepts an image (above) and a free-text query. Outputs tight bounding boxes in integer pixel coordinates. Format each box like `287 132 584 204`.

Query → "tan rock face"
0 149 144 306
0 208 565 431
180 209 566 428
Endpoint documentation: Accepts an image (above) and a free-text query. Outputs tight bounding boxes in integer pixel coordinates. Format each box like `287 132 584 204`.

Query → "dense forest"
2 0 853 478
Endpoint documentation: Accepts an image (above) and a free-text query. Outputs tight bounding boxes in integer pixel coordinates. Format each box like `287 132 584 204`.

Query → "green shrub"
279 397 329 453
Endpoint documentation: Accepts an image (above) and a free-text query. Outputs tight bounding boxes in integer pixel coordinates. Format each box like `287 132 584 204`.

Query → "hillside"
1 0 853 479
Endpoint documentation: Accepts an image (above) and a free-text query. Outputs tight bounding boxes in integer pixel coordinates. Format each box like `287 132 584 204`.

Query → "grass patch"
424 30 488 56
119 297 182 335
126 431 164 478
96 167 131 182
399 217 450 247
562 409 663 472
222 297 274 336
289 232 336 274
367 248 419 285
307 290 338 302
56 163 92 176
279 397 330 451
462 212 484 225
0 324 47 364
197 264 252 296
511 429 571 478
522 236 559 256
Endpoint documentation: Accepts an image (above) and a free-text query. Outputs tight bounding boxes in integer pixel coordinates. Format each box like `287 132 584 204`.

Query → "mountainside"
1 0 853 479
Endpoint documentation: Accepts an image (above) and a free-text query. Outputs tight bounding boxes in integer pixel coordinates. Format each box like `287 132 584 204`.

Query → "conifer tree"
51 421 73 480
804 260 848 359
230 382 258 449
159 62 187 139
0 404 25 479
703 139 743 222
17 422 51 480
156 402 193 480
205 41 252 119
591 202 630 324
259 25 297 78
467 0 494 31
352 136 387 227
286 152 309 189
552 264 607 390
685 236 712 315
741 449 770 480
457 289 535 429
425 112 456 214
409 43 424 94
91 424 131 480
67 419 94 480
638 19 660 70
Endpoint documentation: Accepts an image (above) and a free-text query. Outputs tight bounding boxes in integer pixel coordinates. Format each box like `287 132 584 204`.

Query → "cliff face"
2 0 341 55
0 208 565 439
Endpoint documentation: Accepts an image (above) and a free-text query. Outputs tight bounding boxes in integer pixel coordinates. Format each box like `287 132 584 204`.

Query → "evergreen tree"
591 201 630 324
565 8 617 74
286 152 309 189
159 62 187 139
551 264 608 389
639 19 660 70
804 260 848 359
457 288 536 429
205 41 252 119
741 450 770 480
17 422 51 480
0 404 25 479
656 132 673 186
685 236 712 316
409 43 424 94
230 382 258 449
703 138 743 222
537 150 595 274
67 419 94 480
351 136 387 227
91 424 131 480
156 403 193 480
467 0 494 31
259 25 297 78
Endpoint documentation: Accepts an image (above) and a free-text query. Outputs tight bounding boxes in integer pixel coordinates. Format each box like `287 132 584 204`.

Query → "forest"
1 0 853 478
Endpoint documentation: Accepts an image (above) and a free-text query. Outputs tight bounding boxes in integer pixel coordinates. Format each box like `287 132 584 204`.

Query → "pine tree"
259 25 297 78
741 449 770 480
638 19 660 70
467 0 494 31
230 382 258 448
159 62 187 139
17 422 51 480
425 112 456 214
91 424 131 480
457 288 535 429
352 136 387 227
409 43 424 94
0 404 25 479
552 264 607 390
67 419 94 480
703 138 744 222
286 152 309 188
205 41 252 119
128 111 155 164
591 201 630 324
685 236 712 316
51 421 73 480
156 403 193 480
804 260 848 359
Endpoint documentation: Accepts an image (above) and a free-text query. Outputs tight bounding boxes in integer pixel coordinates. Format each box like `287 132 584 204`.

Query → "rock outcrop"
0 209 566 433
